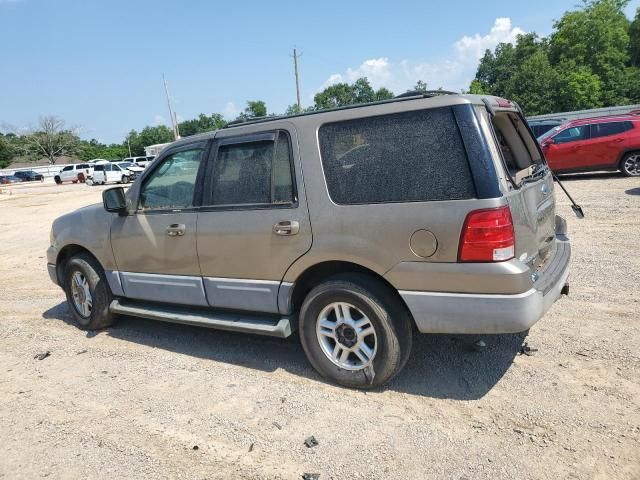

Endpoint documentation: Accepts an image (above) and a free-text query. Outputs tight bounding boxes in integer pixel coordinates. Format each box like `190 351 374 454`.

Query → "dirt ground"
0 175 638 480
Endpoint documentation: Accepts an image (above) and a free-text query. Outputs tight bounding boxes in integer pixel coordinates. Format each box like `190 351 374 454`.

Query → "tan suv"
47 93 571 388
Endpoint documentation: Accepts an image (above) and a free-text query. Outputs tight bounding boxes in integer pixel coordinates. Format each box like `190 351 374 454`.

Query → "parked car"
528 118 565 138
0 175 22 184
47 93 571 388
91 163 136 185
538 113 640 176
13 170 45 182
124 156 155 169
116 161 145 179
54 164 93 184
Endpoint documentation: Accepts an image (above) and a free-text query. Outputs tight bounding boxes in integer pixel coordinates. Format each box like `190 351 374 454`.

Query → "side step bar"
109 299 293 338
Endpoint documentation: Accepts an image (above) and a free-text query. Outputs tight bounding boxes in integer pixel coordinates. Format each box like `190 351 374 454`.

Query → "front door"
545 124 590 172
196 128 312 314
110 144 208 306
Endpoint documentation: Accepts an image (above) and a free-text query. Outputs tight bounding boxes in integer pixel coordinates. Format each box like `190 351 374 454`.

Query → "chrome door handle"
166 224 186 237
273 220 299 236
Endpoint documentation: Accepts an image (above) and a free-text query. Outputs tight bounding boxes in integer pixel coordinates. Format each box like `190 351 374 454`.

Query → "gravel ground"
0 175 638 480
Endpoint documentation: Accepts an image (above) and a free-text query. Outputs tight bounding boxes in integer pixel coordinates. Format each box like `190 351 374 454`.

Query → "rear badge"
541 184 549 196
519 252 528 262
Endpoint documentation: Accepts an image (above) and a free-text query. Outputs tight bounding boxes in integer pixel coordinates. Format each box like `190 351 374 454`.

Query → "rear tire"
620 151 640 177
63 253 117 330
298 273 413 389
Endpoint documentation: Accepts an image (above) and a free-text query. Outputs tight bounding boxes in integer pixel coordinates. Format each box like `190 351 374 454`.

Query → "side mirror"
102 187 127 214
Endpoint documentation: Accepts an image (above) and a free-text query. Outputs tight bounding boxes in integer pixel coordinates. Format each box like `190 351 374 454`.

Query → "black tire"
63 253 117 330
298 273 413 389
121 175 129 184
54 176 62 185
620 151 640 177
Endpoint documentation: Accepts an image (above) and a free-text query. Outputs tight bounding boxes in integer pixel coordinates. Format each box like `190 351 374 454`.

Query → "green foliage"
0 135 13 169
470 0 640 114
178 113 227 137
78 139 128 161
413 80 428 92
549 0 630 105
313 77 395 109
630 7 640 66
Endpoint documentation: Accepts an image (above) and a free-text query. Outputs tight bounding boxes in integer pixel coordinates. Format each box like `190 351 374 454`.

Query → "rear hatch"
481 106 556 269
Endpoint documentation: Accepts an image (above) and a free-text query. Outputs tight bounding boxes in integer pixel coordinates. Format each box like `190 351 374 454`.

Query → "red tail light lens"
458 206 515 262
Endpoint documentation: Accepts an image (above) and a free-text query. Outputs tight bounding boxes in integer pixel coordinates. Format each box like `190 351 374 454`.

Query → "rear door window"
318 107 475 204
590 121 630 138
206 131 295 206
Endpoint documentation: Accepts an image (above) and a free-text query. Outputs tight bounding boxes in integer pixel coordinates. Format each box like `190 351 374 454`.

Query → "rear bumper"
400 238 571 334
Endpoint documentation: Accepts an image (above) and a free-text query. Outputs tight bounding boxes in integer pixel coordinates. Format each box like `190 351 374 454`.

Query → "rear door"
588 121 631 168
482 108 556 268
196 127 312 314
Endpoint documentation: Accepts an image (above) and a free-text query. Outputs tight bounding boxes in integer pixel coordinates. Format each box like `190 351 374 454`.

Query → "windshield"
537 125 563 142
118 162 133 168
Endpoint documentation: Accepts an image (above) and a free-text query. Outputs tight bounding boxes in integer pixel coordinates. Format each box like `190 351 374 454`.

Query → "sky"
1 0 639 144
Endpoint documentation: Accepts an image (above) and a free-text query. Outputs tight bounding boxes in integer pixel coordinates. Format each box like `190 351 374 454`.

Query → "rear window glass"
94 165 104 171
318 108 475 204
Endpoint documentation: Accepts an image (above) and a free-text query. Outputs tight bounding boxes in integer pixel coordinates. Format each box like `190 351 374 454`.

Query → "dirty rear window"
318 107 475 204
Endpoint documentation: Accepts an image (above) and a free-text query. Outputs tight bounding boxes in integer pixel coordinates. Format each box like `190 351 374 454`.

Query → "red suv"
538 113 640 177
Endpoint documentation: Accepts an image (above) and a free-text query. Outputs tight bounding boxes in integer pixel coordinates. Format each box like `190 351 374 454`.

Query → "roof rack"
223 90 460 129
394 90 459 99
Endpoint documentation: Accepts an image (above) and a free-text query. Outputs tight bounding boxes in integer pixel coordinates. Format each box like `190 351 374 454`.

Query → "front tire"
63 253 117 330
620 152 640 177
299 274 413 389
54 176 62 185
121 175 129 184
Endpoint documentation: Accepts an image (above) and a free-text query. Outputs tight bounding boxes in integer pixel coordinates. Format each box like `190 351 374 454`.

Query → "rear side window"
318 108 475 204
208 131 294 206
590 121 631 138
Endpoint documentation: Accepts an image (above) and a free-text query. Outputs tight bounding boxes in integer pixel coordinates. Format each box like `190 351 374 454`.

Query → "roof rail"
394 90 459 99
223 90 460 129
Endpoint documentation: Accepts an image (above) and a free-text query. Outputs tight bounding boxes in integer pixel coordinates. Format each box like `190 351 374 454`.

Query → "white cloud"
152 114 166 126
223 101 239 118
320 18 525 93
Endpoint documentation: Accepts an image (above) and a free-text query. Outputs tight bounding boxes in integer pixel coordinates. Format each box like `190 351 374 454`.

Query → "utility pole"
163 73 179 140
127 137 132 157
291 48 302 113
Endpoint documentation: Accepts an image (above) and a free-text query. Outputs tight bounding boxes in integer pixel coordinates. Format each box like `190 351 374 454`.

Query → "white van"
92 163 133 185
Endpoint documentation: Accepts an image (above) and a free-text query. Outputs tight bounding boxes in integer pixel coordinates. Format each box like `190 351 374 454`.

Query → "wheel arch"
56 244 104 287
617 148 640 166
286 260 415 328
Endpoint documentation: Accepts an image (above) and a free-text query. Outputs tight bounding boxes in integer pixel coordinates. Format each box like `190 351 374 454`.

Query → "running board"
109 299 293 338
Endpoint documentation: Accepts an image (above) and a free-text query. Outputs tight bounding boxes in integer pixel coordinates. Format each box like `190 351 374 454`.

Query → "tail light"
458 205 515 262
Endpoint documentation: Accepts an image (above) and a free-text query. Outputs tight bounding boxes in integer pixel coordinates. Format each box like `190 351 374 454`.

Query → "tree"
0 135 13 169
178 113 226 137
21 116 81 165
413 80 428 92
313 77 395 109
630 7 640 66
549 0 631 105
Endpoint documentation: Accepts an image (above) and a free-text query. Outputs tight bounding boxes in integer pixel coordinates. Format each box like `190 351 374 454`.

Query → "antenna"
163 73 179 140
